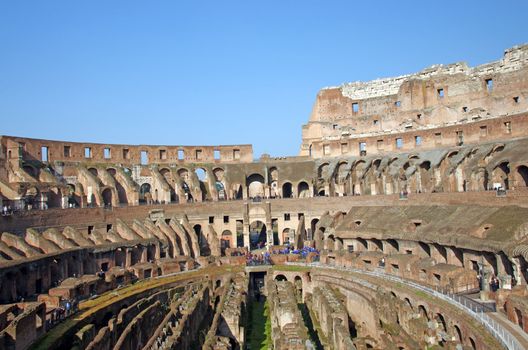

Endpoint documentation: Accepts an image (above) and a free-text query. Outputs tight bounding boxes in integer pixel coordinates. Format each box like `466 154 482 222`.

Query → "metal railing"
288 262 524 350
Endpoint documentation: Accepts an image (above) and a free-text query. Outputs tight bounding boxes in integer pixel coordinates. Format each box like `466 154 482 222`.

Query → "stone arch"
247 173 265 199
281 228 291 245
139 183 151 203
66 183 80 207
297 181 310 198
221 230 232 252
275 274 287 281
492 161 510 189
282 182 293 198
453 324 463 342
249 220 267 250
194 224 209 256
469 337 476 350
404 297 413 310
294 275 303 300
418 304 429 321
194 167 208 201
159 168 177 202
177 168 190 181
351 160 367 195
515 165 528 187
334 161 350 195
194 167 207 181
107 168 129 204
309 218 319 240
435 313 447 332
317 163 329 179
88 167 98 178
213 168 226 200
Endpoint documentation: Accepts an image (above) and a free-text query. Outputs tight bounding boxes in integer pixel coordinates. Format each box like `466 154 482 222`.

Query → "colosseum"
1 44 528 350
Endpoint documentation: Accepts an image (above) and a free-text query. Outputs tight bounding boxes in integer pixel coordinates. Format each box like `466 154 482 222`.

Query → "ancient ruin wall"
0 136 253 165
301 44 528 157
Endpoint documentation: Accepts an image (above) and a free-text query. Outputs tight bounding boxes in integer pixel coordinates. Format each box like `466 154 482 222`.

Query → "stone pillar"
480 266 491 301
126 248 132 267
141 247 148 263
243 224 250 249
513 257 522 286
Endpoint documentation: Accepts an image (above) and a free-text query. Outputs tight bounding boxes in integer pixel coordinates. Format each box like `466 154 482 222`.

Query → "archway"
275 274 287 281
67 184 80 208
213 168 226 200
102 188 112 207
249 220 267 250
282 182 293 198
221 230 232 253
107 168 128 204
159 168 177 202
88 167 98 178
516 165 528 187
294 275 303 301
418 305 429 321
282 228 291 245
194 168 208 201
298 181 310 198
194 224 209 256
247 174 265 199
435 313 447 332
310 218 319 241
139 183 151 203
453 325 463 342
492 162 510 189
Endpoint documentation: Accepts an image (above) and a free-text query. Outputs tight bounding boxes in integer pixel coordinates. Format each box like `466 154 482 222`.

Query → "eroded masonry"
1 44 528 350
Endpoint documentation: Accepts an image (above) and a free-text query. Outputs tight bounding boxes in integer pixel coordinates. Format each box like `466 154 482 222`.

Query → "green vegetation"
247 299 272 350
298 301 324 350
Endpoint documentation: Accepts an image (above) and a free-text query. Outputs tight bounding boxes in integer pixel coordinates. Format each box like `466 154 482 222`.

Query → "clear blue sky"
1 1 527 158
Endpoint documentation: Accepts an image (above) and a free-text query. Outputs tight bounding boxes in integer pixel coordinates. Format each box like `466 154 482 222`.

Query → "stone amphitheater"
1 44 528 350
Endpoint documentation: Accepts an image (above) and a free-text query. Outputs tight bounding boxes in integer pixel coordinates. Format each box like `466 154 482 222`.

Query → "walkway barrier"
287 262 524 350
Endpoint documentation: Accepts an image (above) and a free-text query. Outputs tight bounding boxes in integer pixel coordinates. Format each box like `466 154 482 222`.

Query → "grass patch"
247 299 271 350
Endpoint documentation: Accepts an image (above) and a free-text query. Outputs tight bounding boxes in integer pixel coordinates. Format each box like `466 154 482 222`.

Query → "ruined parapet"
311 286 356 350
85 285 181 350
301 44 528 158
145 283 212 349
266 279 311 349
203 274 248 349
0 302 46 350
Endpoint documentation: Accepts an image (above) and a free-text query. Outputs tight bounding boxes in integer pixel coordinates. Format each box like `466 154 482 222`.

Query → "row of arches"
316 154 528 197
389 290 478 349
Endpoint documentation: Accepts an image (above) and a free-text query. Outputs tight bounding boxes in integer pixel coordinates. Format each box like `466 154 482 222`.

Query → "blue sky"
1 1 527 158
